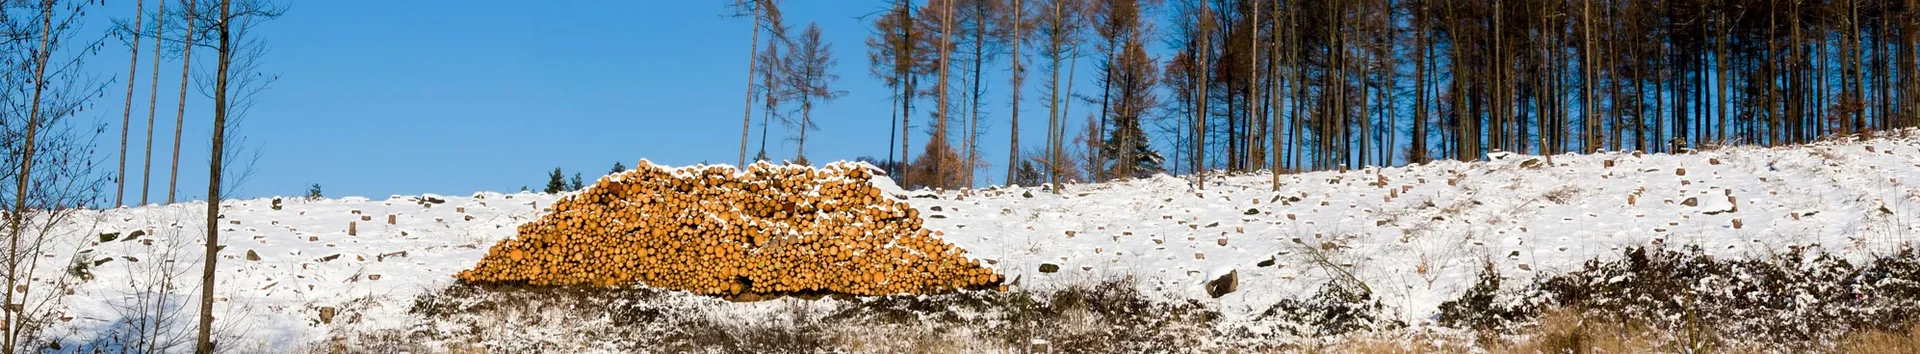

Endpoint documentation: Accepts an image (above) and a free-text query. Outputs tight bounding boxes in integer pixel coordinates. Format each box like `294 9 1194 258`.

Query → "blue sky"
84 1 1116 202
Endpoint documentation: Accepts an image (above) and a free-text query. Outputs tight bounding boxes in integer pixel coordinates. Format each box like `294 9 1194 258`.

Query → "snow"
27 131 1920 350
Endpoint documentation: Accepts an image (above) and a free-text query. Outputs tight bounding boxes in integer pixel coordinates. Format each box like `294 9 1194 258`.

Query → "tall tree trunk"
1194 0 1209 189
142 0 167 205
1413 2 1429 162
901 2 914 181
936 0 954 188
798 100 811 160
739 1 761 168
1248 0 1259 174
1767 9 1780 146
1098 37 1114 181
1789 3 1802 144
1007 0 1024 185
1046 0 1064 192
6 3 56 353
1328 0 1341 169
968 4 986 185
1482 0 1497 154
1269 0 1282 189
198 1 235 352
1609 7 1623 152
1450 3 1468 161
118 0 147 207
1356 19 1371 168
1714 8 1728 143
1874 4 1889 131
1896 0 1912 128
171 0 199 204
1288 4 1303 171
1849 0 1866 134
1062 45 1079 182
1382 0 1398 166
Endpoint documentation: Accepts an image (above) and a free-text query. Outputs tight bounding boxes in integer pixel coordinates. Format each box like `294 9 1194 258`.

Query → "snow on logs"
455 161 1002 296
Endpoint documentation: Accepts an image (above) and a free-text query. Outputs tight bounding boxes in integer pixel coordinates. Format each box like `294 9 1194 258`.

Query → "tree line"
734 0 1920 191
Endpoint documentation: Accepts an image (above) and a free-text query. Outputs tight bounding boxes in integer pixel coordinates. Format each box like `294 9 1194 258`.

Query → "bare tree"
117 0 147 207
156 0 285 351
753 3 788 162
938 0 956 182
1192 0 1208 189
906 0 968 189
141 0 168 205
867 0 920 175
756 37 786 161
1031 0 1081 191
196 0 232 350
2 1 112 352
732 0 780 168
961 0 1002 186
169 0 199 204
999 0 1030 186
196 0 233 349
782 23 845 164
5 2 58 352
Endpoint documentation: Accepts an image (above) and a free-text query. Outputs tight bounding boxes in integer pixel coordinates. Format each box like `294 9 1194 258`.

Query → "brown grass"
1836 325 1920 354
1317 310 1920 354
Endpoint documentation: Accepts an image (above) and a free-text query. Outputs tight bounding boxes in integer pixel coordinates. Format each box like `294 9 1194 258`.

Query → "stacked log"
456 161 1001 296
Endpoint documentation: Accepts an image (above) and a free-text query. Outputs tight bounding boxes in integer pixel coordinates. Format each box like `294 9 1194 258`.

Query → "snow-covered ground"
26 132 1920 351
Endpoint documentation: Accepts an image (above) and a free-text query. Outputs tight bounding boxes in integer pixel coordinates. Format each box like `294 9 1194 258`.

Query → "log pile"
456 161 1001 296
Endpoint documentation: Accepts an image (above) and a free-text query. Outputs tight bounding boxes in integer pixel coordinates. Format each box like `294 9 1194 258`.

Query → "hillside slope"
920 132 1920 335
29 131 1920 351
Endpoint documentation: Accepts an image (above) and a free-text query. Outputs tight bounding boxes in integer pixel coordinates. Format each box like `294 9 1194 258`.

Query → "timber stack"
456 161 1002 296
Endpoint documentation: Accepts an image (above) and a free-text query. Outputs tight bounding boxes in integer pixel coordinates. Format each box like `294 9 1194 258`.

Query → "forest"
733 0 1920 190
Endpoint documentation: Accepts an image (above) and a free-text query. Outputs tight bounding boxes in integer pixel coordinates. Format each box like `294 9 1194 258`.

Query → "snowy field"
22 131 1920 351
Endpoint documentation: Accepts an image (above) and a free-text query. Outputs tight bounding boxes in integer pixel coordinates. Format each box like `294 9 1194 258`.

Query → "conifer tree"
783 23 844 164
545 168 566 194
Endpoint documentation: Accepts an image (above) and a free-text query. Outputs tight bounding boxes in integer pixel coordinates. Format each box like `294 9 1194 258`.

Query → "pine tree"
568 173 585 191
611 162 628 174
545 168 566 194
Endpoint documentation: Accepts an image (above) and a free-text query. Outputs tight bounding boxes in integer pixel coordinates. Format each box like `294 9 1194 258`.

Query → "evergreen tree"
611 162 628 174
1013 158 1046 186
545 168 566 194
1099 35 1159 180
569 173 585 191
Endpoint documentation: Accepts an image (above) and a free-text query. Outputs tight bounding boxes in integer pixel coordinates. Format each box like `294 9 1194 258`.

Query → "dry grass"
1542 185 1581 204
1491 309 1675 354
1316 311 1920 354
1836 325 1920 354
